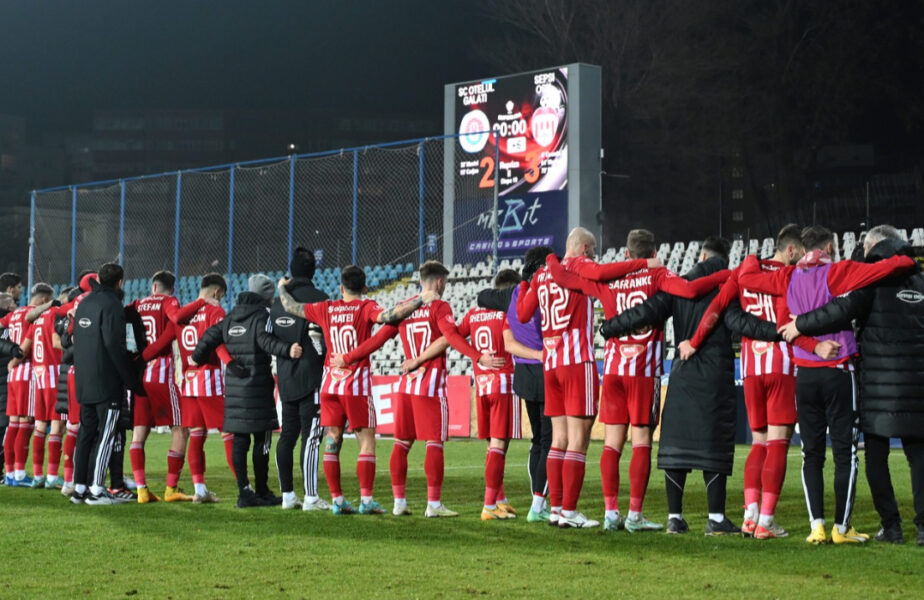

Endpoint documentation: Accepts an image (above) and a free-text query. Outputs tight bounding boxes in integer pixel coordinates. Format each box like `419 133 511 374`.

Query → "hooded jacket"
269 277 327 402
795 238 924 438
193 292 292 433
73 284 136 405
601 256 779 475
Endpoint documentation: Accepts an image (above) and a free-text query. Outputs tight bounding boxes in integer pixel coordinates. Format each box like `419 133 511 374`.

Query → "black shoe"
258 491 282 506
69 490 87 505
666 517 689 534
108 487 137 504
874 523 904 544
236 487 262 508
705 517 741 536
85 490 117 506
917 525 924 547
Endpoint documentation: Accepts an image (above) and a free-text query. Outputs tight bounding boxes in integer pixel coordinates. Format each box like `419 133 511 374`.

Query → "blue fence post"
227 165 236 310
418 142 425 265
173 172 182 277
70 186 77 285
352 150 358 265
118 180 126 266
288 156 295 260
27 191 35 300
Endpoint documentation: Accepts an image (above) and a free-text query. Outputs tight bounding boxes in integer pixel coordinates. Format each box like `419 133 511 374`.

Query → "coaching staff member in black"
71 263 138 505
271 247 329 510
783 225 924 545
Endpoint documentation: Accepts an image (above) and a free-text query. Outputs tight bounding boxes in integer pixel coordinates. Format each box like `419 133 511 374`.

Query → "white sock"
605 509 618 521
668 513 683 521
835 523 848 534
745 502 758 519
282 491 296 503
305 495 320 503
758 514 774 527
136 484 147 489
428 500 442 509
75 484 87 495
627 510 642 522
550 505 562 514
193 483 207 496
332 495 344 506
394 498 407 508
811 518 825 529
561 509 576 519
361 495 373 504
497 496 508 504
14 470 25 479
90 485 105 496
484 503 497 510
531 495 546 513
708 513 725 523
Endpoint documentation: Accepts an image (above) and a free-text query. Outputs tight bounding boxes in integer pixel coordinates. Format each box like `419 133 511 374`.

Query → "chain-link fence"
29 133 499 304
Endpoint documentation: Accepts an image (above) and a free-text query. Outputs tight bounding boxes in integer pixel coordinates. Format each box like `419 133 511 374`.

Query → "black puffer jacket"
601 256 779 475
193 292 292 434
796 238 924 438
0 310 22 427
73 284 137 405
270 278 327 402
54 313 74 416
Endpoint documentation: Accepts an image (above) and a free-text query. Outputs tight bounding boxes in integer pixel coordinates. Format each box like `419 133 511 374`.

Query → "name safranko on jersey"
608 272 653 291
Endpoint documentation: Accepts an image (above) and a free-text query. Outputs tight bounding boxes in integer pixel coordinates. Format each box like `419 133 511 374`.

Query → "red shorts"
543 362 599 418
393 393 447 442
320 393 376 430
600 375 660 426
67 368 79 425
181 395 224 430
477 393 522 440
743 373 797 429
135 380 181 428
6 379 34 418
33 385 61 422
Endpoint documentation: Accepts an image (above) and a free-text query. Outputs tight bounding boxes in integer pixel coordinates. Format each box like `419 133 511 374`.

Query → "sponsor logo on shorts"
228 325 246 337
897 289 923 303
751 340 772 355
78 318 91 328
275 316 295 327
619 344 644 359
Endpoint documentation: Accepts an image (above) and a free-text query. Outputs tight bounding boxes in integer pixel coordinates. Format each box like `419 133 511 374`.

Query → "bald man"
517 227 660 528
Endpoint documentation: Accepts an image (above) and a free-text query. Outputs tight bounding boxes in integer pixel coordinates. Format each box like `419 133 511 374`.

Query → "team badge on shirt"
543 337 561 354
330 367 351 382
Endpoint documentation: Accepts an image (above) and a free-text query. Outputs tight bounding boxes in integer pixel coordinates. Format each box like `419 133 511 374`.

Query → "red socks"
601 445 621 512
561 451 587 512
130 441 146 488
166 450 184 488
390 441 410 499
547 447 565 509
323 451 342 498
46 434 62 478
629 444 652 513
761 439 789 517
31 428 46 478
357 453 376 498
221 432 235 477
188 430 206 485
425 442 444 502
15 422 34 472
63 425 78 482
744 441 767 509
4 422 18 473
484 447 506 506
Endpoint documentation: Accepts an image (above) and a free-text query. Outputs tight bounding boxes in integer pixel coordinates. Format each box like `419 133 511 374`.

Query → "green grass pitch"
2 434 922 599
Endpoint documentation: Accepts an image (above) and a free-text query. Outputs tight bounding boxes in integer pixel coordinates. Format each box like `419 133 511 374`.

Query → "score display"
455 67 569 196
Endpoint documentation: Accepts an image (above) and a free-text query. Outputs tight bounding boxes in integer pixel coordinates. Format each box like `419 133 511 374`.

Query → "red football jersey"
598 268 666 378
458 307 514 396
737 262 795 377
1 305 34 383
31 310 62 368
178 303 226 397
520 258 596 369
396 299 458 398
303 298 384 397
131 293 181 382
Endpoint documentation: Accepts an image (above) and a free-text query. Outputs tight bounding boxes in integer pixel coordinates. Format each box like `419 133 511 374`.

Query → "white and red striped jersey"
31 310 63 389
598 269 666 378
396 300 456 398
130 293 181 382
178 303 226 397
458 307 514 397
303 298 385 397
519 259 596 369
1 305 34 383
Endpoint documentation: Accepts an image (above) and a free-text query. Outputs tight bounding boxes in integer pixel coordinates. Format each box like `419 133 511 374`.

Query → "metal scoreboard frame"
443 63 602 267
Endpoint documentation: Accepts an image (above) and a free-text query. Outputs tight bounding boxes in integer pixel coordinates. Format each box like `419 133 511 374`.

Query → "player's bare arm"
502 328 543 362
402 336 450 373
25 300 52 323
376 289 439 325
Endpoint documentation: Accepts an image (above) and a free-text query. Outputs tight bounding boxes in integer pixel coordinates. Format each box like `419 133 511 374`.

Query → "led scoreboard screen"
453 67 569 259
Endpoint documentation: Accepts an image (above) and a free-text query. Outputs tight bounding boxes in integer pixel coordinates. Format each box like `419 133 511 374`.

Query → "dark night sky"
0 1 491 136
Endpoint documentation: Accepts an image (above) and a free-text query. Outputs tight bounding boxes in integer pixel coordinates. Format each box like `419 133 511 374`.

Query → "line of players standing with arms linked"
0 223 922 545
